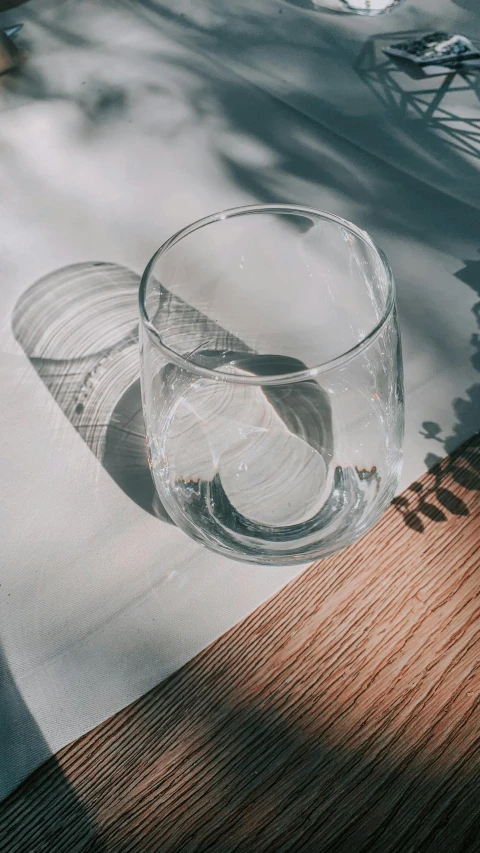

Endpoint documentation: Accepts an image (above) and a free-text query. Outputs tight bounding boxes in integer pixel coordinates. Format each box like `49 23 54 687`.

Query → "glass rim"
139 203 396 387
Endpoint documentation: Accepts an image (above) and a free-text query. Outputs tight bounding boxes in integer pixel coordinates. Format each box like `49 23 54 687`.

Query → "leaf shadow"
393 436 478 533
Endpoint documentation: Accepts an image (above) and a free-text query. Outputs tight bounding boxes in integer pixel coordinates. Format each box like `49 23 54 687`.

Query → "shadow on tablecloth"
5 5 480 525
392 249 480 533
0 647 106 849
12 261 250 523
354 31 480 163
0 648 50 800
12 263 169 521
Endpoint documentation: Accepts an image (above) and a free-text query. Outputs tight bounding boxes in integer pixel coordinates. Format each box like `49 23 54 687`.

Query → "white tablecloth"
1 0 479 801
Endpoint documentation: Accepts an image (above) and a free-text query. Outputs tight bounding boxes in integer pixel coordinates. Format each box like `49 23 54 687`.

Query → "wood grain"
1 436 479 853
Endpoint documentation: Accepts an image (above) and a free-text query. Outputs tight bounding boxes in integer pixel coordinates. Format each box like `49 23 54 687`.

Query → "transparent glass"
139 205 404 565
340 0 406 13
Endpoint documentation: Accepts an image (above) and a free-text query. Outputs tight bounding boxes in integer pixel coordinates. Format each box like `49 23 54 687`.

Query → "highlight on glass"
139 204 404 565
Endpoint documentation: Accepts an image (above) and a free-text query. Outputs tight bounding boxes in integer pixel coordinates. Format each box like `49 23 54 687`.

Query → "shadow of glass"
11 261 255 524
12 262 173 522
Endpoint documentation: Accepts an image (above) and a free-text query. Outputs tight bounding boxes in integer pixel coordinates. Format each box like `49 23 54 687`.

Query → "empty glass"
139 205 404 564
340 0 406 13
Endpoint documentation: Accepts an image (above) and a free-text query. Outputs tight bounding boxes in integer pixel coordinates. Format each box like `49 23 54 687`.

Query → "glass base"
341 0 405 14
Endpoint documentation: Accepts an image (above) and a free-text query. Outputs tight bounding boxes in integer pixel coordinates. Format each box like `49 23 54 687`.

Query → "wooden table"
1 435 479 853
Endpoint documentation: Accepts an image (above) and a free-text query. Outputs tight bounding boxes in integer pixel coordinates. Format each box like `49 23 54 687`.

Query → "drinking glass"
340 0 406 13
139 204 404 564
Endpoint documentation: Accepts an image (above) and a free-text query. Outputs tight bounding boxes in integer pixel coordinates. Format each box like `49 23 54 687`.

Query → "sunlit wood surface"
1 435 479 853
